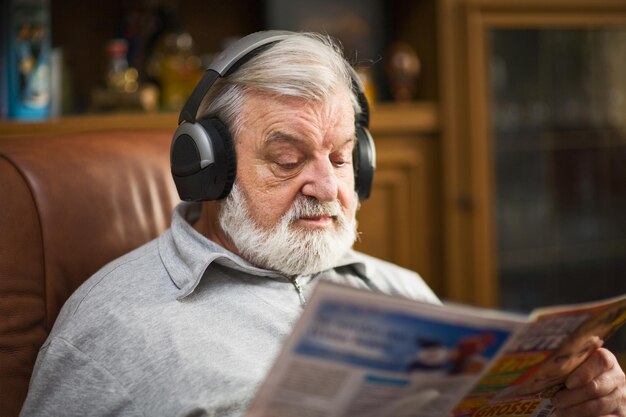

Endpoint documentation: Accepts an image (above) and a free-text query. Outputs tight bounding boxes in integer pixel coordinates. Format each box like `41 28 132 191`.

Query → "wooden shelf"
0 112 178 136
370 102 440 134
0 102 439 137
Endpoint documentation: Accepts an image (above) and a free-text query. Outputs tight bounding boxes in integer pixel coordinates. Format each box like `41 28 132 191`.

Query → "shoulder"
21 336 141 416
50 238 171 338
348 251 441 304
76 238 164 298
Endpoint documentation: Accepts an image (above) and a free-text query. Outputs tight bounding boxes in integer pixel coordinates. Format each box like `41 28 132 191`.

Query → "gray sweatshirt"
20 202 439 417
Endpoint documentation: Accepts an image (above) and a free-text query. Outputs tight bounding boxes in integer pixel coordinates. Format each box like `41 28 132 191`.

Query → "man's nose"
301 159 339 202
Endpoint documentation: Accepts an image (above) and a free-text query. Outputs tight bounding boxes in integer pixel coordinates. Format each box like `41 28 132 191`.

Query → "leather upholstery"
0 129 179 417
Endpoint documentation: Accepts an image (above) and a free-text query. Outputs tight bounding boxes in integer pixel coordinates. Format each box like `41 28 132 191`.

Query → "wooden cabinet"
356 103 442 293
439 0 626 308
438 0 626 361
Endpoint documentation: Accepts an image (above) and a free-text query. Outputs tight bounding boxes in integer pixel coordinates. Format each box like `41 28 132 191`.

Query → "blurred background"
2 0 626 357
1 0 435 116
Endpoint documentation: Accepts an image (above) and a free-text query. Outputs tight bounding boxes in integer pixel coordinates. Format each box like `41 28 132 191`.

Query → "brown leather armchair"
0 129 180 416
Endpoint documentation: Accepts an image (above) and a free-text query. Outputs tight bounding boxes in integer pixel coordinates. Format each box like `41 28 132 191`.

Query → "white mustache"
288 197 342 221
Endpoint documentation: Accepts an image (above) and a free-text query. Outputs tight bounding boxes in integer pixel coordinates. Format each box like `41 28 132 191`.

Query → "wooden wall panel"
354 128 442 294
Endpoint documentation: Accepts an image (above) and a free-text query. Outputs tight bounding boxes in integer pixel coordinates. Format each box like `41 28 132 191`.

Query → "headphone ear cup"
197 118 236 200
353 126 376 201
170 118 236 201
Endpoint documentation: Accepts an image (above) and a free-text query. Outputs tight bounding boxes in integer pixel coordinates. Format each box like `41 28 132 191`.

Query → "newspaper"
245 282 626 417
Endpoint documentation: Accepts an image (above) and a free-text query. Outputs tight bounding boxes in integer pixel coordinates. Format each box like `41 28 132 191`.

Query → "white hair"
197 32 360 139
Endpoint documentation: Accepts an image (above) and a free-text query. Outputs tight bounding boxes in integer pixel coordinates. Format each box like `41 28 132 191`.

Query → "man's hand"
552 348 626 417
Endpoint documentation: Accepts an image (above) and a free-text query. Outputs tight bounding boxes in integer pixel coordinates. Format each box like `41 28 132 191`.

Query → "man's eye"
276 161 299 170
332 156 350 168
331 150 351 168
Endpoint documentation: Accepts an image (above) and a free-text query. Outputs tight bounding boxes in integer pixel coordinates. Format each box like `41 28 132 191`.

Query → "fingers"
552 349 626 417
566 348 617 390
553 385 622 417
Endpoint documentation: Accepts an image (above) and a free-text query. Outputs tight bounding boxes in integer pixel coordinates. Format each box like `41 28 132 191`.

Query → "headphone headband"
178 31 294 125
210 31 294 75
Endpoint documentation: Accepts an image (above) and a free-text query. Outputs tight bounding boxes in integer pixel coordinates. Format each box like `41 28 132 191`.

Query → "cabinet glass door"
490 28 626 350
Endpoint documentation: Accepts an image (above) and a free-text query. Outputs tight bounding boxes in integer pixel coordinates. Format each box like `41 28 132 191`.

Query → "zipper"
288 276 306 306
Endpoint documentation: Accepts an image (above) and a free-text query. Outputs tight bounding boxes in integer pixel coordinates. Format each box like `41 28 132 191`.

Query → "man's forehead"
263 130 356 150
241 90 356 144
245 89 353 115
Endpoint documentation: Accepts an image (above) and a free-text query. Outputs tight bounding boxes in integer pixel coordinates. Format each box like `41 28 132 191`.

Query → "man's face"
235 89 358 233
217 89 360 275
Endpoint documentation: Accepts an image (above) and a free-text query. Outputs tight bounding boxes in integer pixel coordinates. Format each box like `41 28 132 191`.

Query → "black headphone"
171 30 376 202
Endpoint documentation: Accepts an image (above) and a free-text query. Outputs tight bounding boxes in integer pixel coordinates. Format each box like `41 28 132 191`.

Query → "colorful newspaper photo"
246 283 524 417
246 282 626 417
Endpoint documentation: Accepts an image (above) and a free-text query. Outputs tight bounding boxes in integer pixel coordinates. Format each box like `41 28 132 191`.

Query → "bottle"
151 32 202 111
105 39 138 93
3 0 52 120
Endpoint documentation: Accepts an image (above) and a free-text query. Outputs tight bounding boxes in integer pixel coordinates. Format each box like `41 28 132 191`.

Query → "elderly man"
19 31 625 417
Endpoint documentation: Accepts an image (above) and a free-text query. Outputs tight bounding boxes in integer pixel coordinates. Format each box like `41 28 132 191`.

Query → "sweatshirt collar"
159 202 366 299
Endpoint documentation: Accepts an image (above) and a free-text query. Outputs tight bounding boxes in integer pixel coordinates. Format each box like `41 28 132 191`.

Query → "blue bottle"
3 0 51 120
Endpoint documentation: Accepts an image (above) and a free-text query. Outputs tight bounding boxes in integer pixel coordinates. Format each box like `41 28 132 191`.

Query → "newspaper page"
452 295 626 417
245 282 526 417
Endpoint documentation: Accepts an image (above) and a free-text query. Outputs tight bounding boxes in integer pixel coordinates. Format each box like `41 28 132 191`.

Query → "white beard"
218 184 358 276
